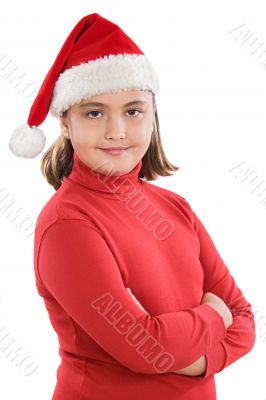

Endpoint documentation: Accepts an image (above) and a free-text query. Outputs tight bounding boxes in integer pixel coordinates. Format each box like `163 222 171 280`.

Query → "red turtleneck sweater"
34 151 255 400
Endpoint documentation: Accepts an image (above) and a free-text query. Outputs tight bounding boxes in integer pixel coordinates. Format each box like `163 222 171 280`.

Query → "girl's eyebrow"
78 100 148 108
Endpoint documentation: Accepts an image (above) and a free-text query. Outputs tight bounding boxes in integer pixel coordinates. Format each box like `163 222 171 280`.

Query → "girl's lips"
100 148 129 155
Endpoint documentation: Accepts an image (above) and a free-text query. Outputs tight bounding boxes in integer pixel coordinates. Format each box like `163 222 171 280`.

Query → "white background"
0 1 265 399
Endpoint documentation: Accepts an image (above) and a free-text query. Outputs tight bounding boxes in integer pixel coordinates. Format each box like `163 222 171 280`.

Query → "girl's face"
60 90 155 176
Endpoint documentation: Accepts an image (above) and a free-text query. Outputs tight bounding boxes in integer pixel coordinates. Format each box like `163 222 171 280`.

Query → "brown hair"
40 94 180 191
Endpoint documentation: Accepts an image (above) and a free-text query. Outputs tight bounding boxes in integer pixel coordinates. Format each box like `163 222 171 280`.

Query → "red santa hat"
8 12 159 158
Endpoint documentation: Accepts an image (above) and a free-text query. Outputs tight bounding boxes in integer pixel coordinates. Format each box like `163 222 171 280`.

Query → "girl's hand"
201 292 233 329
126 287 148 313
173 355 207 376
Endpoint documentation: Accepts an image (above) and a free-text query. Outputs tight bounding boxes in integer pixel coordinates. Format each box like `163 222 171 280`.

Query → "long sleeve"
183 200 256 378
36 218 227 375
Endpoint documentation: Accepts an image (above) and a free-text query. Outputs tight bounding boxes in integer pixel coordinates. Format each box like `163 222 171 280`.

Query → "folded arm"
173 199 256 378
35 218 228 375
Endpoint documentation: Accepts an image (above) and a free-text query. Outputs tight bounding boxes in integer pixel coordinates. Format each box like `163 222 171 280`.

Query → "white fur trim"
9 124 46 158
50 53 159 118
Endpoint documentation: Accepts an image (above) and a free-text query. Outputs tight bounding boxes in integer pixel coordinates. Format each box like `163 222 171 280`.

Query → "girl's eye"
86 111 102 119
126 109 142 117
85 109 143 119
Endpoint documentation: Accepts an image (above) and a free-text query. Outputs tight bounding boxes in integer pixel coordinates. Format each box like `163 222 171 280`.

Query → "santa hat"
8 12 159 158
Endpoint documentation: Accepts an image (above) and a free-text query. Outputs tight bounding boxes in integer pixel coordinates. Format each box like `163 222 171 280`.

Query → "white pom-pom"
8 124 46 158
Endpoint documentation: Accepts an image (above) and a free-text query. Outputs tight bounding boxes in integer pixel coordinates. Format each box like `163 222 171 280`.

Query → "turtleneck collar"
64 151 144 199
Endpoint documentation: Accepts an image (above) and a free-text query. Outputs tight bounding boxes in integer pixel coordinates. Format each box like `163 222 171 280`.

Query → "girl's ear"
59 118 70 139
59 116 68 131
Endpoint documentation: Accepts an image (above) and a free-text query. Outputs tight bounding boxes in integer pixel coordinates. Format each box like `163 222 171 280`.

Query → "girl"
9 12 256 400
